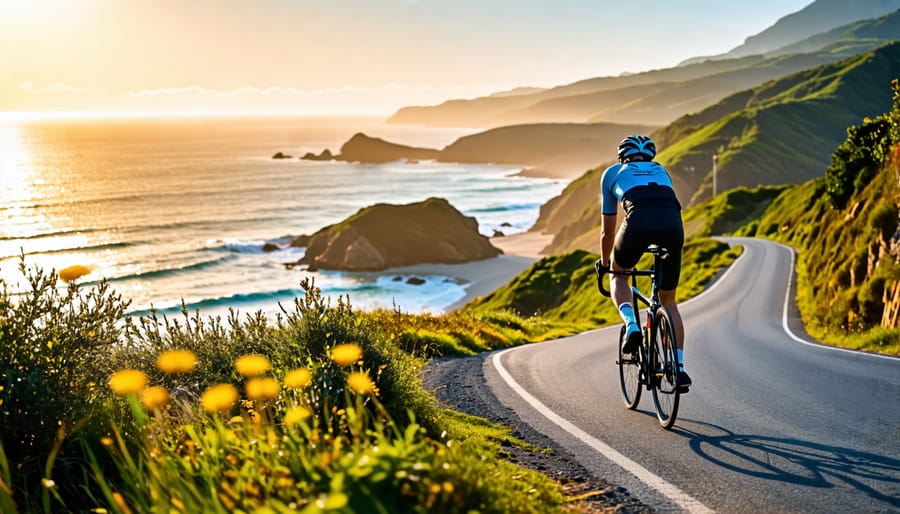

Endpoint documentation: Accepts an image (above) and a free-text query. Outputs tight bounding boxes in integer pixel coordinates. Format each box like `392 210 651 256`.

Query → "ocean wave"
0 227 100 242
466 202 541 214
201 238 304 255
126 287 303 317
0 240 134 260
105 255 235 283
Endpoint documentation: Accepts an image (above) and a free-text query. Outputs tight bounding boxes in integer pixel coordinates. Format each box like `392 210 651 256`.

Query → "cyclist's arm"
599 164 620 267
601 214 616 267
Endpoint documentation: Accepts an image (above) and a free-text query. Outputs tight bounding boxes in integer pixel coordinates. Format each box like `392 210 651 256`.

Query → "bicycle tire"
617 325 642 409
651 306 680 429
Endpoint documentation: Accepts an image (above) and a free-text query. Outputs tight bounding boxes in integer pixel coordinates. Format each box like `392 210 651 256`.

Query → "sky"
0 0 815 116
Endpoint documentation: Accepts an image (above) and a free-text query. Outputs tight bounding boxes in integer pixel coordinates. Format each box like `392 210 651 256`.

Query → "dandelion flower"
346 371 376 395
108 369 147 395
330 343 362 367
235 354 270 377
140 386 170 410
201 383 238 413
284 406 312 425
284 368 312 389
58 264 93 283
156 349 197 373
245 377 279 401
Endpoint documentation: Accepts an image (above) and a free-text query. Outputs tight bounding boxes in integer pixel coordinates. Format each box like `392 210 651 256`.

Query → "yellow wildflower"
284 406 311 425
330 343 362 367
58 264 93 283
201 383 238 413
284 368 312 389
235 354 270 377
140 386 170 410
156 349 197 373
245 377 279 401
346 371 376 395
108 369 147 395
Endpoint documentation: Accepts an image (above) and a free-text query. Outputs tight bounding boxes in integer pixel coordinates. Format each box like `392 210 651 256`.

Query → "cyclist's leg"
658 289 684 349
612 218 644 352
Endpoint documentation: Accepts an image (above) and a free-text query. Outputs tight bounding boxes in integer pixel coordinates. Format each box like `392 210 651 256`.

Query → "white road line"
778 243 900 362
491 349 714 514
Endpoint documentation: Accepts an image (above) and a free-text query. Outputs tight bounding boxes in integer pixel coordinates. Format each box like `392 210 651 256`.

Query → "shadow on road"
670 420 900 509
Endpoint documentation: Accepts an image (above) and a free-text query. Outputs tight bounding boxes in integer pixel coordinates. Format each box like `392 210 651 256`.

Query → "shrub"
0 259 127 491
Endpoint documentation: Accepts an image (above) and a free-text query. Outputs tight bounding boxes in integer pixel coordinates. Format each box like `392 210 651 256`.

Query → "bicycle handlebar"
594 259 611 297
594 246 668 298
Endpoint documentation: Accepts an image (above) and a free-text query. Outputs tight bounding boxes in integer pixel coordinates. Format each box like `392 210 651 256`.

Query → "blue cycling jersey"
600 161 676 215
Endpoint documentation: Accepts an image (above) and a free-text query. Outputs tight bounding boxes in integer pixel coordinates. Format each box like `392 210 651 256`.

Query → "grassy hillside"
732 82 900 352
437 122 653 178
682 185 790 238
655 42 900 207
463 237 742 330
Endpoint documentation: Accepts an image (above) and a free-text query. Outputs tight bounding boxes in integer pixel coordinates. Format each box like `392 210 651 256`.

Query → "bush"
0 259 127 491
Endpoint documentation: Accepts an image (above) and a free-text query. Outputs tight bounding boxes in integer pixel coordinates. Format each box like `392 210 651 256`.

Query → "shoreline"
383 231 552 311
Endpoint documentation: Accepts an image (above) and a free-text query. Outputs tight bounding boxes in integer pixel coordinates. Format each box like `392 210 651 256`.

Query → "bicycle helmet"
617 135 656 161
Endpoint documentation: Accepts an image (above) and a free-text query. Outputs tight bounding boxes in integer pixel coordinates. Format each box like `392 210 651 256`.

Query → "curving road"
484 238 900 513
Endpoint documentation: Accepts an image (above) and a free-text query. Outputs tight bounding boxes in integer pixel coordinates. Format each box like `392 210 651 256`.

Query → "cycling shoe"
677 370 692 392
622 324 642 354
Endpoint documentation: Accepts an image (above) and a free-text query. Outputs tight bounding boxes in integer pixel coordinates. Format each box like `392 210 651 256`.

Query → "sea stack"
291 197 501 271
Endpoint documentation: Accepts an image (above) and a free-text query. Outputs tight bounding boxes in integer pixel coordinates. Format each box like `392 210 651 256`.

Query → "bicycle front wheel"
651 306 680 429
618 325 642 409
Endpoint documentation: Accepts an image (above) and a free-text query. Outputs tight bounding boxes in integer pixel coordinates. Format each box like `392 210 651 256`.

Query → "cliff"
293 197 501 271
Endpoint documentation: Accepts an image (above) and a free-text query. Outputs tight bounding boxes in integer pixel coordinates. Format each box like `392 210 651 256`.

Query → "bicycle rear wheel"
651 306 680 429
618 325 642 409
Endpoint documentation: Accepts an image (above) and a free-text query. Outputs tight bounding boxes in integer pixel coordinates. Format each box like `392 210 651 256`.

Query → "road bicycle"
595 245 681 429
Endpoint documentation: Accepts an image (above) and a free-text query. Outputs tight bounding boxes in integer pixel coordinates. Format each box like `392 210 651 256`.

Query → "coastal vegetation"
0 268 584 513
735 79 900 352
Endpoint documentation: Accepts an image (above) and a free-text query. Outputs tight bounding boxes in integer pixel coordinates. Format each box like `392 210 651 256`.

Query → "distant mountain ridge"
680 0 900 64
387 3 900 129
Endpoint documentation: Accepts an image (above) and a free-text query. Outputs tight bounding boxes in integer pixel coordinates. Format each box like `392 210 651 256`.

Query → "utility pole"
712 153 718 196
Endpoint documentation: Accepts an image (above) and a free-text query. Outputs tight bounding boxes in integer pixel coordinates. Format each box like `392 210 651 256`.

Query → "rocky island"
286 197 501 271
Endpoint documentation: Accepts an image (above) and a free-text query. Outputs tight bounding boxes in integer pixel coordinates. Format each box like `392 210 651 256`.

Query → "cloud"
129 83 497 97
18 81 82 93
129 85 369 97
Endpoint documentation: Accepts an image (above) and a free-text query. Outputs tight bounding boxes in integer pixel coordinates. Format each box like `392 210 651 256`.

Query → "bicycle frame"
596 245 681 428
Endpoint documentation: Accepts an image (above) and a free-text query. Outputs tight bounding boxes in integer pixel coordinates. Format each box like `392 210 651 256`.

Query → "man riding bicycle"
598 135 691 390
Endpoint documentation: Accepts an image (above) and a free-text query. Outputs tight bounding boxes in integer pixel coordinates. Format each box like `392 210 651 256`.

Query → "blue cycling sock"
618 303 637 329
677 349 685 370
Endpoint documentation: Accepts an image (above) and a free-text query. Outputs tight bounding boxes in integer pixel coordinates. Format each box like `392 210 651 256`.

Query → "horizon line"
0 109 395 122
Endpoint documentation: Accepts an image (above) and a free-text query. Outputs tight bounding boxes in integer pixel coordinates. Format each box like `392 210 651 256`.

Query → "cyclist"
598 135 691 390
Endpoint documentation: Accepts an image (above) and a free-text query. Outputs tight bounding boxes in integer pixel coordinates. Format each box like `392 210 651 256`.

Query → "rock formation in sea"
303 133 440 164
301 149 334 161
288 197 501 271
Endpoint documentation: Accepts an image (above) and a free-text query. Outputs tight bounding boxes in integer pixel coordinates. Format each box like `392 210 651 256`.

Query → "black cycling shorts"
612 186 684 291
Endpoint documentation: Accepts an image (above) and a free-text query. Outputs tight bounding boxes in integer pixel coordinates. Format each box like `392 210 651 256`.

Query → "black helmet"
617 135 656 161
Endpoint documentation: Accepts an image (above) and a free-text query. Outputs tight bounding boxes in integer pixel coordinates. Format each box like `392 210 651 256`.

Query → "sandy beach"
385 231 553 311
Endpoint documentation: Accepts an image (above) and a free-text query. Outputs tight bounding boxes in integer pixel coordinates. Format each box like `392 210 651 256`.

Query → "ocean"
0 115 569 318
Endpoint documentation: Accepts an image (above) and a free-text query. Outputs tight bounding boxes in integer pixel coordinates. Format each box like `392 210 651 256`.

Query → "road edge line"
491 349 714 514
779 243 900 362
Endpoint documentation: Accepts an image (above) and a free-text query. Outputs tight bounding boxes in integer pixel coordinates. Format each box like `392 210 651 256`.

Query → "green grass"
465 235 743 330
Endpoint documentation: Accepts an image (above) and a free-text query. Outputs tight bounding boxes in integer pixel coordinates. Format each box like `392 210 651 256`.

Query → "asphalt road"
485 237 900 513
